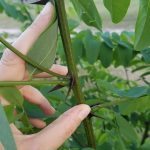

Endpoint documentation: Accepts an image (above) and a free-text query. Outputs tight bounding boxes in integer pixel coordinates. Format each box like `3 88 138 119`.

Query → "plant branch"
55 0 96 148
0 80 68 87
0 36 67 79
92 99 132 112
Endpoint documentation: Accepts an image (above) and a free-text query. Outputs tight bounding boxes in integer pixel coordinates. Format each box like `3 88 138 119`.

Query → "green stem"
0 36 67 79
92 99 132 112
55 0 96 148
0 80 68 87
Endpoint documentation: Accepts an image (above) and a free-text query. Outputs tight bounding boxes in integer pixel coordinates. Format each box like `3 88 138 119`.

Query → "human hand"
0 2 91 150
0 2 67 128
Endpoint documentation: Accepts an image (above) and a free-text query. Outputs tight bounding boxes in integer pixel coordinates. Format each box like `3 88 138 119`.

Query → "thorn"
22 0 47 5
64 73 75 102
90 113 105 120
48 84 65 93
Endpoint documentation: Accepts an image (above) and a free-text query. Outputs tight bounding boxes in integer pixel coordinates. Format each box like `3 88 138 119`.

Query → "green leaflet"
99 42 113 68
82 30 100 64
141 48 150 64
27 9 58 76
4 105 24 124
68 19 80 31
134 0 150 50
24 100 47 119
115 114 139 143
119 96 150 115
4 105 16 123
0 104 17 150
71 0 102 30
0 2 3 13
114 44 133 67
0 87 24 107
103 0 130 23
72 38 83 63
97 80 150 98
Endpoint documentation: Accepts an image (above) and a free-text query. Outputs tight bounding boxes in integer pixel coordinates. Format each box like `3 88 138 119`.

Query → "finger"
29 118 46 129
0 96 10 106
34 104 91 150
34 64 68 78
0 142 4 150
13 2 55 55
20 86 55 115
1 2 55 65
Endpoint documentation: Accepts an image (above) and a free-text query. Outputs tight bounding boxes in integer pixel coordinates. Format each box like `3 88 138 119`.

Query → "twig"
92 99 132 112
0 80 68 87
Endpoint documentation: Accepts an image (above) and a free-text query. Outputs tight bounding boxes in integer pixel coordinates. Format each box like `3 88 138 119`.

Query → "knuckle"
0 50 24 66
0 50 14 65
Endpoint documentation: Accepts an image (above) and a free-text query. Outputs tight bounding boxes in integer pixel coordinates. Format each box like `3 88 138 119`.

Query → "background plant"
0 0 150 150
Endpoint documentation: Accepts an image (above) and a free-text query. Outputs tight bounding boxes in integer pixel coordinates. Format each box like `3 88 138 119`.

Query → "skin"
0 3 91 150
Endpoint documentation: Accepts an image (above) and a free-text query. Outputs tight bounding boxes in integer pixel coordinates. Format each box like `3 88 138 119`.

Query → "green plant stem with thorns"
55 0 96 148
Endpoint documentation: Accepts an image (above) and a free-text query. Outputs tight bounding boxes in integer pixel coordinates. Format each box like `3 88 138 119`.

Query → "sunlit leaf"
71 0 102 30
134 0 150 50
103 0 130 23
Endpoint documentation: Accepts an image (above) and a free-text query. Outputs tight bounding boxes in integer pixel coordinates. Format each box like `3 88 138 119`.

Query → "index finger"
34 104 91 150
13 2 55 55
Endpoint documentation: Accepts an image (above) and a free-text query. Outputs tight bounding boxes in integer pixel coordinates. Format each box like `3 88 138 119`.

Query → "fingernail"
78 105 91 120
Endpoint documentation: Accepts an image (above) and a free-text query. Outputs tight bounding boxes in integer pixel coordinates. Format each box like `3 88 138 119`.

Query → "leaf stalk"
0 80 68 87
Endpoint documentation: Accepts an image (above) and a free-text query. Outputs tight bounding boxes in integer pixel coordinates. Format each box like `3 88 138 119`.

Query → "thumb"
34 104 91 150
